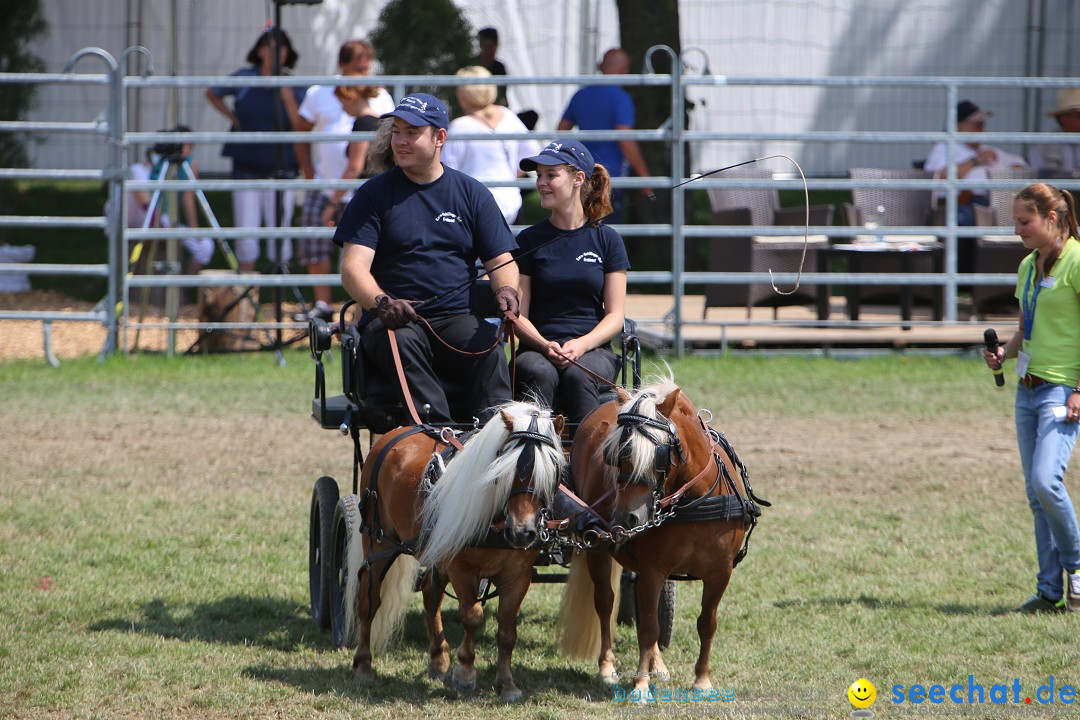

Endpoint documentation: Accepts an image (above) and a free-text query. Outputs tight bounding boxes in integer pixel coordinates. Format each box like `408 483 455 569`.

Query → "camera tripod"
122 154 308 361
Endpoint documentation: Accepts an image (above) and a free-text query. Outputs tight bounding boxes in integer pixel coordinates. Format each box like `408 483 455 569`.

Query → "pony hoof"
499 689 524 703
353 669 376 687
449 671 477 693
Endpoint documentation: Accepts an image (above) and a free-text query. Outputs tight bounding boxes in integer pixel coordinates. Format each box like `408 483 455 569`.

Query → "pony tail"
1062 187 1079 241
582 163 613 226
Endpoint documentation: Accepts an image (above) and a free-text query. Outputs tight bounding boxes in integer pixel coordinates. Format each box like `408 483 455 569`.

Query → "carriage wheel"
308 476 339 630
617 572 677 650
330 493 362 649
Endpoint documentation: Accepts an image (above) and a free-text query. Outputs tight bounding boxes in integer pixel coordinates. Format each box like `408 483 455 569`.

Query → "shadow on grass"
772 594 1013 616
243 606 600 704
244 661 599 705
89 595 322 650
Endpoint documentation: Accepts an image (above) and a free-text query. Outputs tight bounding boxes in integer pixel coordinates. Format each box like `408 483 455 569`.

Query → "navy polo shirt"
211 67 306 177
334 165 516 318
516 219 630 341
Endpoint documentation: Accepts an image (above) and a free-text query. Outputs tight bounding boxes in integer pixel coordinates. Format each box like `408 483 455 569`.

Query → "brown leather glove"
372 294 417 329
494 285 520 317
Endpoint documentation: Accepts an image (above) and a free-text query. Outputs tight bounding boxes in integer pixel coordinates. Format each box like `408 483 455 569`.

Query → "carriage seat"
310 296 494 434
312 311 641 436
315 325 474 434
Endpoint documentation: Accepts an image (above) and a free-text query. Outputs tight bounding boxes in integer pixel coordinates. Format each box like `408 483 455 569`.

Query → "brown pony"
344 401 565 703
557 376 763 695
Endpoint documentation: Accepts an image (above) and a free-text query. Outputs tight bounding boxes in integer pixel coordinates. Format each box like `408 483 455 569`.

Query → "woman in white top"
441 66 539 224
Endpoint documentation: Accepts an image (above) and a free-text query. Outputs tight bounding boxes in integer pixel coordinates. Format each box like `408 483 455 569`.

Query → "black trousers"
513 346 617 423
361 314 512 424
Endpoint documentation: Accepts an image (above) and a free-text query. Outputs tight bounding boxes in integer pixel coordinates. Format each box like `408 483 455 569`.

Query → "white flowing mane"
602 375 679 485
417 401 565 569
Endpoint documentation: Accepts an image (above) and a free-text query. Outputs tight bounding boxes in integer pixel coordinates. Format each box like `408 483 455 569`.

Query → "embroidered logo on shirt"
576 251 601 263
435 212 463 224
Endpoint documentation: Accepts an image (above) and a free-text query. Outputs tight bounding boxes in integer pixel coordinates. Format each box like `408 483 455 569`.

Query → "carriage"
303 301 765 698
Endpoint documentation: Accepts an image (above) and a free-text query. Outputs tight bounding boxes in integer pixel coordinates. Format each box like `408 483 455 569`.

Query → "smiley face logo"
848 678 876 715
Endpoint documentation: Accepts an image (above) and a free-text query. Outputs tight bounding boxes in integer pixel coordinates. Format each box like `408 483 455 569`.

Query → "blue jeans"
1015 382 1080 600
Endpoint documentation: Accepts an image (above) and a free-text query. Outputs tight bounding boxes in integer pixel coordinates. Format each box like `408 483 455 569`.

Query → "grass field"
2 350 1078 719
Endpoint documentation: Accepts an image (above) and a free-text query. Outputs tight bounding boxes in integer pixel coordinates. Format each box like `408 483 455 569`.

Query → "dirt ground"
0 290 314 361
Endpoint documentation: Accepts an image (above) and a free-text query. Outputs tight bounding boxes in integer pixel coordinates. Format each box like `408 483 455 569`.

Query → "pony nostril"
504 526 537 548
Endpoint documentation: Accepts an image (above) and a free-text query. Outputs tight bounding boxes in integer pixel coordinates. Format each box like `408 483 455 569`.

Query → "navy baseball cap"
957 99 991 123
519 139 595 176
381 93 449 130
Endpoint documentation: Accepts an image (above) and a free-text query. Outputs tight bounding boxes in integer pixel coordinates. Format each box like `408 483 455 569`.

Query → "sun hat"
1047 88 1080 117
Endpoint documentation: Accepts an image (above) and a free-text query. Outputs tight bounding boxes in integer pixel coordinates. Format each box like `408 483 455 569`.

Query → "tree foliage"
616 0 682 267
370 0 474 99
0 0 48 168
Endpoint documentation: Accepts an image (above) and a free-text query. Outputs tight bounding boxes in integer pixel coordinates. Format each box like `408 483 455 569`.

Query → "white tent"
28 0 1080 175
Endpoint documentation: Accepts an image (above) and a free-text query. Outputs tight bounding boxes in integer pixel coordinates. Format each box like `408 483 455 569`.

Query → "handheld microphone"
984 328 1005 387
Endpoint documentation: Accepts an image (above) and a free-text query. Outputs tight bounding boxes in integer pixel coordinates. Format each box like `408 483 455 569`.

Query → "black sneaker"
1019 592 1066 614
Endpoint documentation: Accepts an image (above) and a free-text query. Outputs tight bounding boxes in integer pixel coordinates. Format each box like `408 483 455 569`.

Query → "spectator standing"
205 28 306 271
558 48 652 222
1030 88 1080 178
320 85 385 228
293 40 395 320
474 27 508 106
441 66 539 224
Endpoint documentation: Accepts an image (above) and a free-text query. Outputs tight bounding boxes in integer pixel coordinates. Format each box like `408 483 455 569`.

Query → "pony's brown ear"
658 386 682 417
500 408 515 432
553 413 566 437
615 386 631 404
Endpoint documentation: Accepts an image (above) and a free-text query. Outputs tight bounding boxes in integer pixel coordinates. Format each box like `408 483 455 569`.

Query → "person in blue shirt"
558 48 652 223
513 139 629 422
333 94 520 425
205 28 305 271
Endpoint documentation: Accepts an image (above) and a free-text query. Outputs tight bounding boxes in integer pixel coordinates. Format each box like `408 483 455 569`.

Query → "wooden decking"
624 294 1015 351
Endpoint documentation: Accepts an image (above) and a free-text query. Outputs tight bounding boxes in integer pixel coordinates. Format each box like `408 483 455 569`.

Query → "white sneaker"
1068 570 1080 612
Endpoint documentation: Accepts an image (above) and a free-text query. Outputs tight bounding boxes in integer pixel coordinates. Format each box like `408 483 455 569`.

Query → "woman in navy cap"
513 140 629 422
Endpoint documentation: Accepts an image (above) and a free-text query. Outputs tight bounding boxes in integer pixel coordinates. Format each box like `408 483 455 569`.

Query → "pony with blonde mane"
345 401 564 703
558 375 763 696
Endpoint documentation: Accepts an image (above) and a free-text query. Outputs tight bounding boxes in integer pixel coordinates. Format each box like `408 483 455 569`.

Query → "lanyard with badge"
1017 263 1054 377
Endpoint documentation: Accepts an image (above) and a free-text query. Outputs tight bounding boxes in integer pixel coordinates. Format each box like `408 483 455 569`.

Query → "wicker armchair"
844 168 937 228
703 169 834 317
842 168 940 306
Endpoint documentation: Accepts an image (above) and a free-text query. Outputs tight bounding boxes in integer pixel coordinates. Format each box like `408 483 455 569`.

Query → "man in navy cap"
333 93 519 424
923 99 1027 225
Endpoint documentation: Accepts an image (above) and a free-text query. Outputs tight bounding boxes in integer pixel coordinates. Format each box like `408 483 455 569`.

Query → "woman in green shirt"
985 182 1080 613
